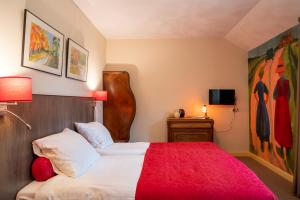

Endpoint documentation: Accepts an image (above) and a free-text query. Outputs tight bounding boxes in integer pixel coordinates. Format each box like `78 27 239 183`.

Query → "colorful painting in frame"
248 24 299 174
22 10 64 76
66 38 88 82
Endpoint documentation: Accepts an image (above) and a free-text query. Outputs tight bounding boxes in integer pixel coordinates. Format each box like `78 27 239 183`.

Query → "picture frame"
21 9 64 76
66 38 89 82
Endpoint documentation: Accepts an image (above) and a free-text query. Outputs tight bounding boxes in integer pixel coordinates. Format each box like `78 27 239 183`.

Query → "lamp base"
0 103 32 130
192 116 210 119
0 102 17 116
0 104 7 116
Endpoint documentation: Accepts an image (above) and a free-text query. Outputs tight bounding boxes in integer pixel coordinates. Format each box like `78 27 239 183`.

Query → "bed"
17 142 277 200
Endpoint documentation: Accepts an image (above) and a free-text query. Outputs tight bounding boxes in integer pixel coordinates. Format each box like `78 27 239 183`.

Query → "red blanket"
135 142 277 200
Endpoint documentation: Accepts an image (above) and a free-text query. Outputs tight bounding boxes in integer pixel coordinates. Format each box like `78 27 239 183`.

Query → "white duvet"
97 142 149 156
17 155 144 200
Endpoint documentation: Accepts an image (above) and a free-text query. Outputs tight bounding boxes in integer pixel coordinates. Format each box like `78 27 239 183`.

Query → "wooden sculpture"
103 71 136 142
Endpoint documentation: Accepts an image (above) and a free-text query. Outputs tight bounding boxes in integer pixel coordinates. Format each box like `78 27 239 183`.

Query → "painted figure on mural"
273 57 293 160
254 68 270 152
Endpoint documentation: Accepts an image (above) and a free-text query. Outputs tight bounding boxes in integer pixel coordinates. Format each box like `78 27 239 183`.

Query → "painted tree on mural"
248 24 299 174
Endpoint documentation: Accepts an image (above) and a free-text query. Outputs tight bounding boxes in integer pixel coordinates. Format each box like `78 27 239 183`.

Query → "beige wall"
106 38 249 152
0 0 106 121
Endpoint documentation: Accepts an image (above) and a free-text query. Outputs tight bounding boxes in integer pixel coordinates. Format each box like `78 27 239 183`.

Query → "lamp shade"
93 91 107 101
0 76 32 102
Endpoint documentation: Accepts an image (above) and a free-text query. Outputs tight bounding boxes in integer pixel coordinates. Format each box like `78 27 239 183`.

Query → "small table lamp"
0 76 32 130
202 105 209 119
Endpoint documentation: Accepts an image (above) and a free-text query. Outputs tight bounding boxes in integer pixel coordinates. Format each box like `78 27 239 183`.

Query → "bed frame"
0 94 94 199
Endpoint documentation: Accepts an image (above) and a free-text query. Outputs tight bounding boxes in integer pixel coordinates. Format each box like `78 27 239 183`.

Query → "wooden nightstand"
167 117 214 142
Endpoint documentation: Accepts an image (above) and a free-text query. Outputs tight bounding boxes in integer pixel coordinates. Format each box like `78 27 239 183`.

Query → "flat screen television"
209 89 235 105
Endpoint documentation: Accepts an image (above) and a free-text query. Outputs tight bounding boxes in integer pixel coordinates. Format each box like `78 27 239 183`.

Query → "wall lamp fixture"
0 76 32 130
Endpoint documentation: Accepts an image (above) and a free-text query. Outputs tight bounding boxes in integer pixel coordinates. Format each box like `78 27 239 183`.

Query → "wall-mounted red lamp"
93 90 108 101
92 90 107 120
0 76 32 130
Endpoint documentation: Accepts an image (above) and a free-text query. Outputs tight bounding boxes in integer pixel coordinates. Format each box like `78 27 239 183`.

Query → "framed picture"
22 9 64 76
66 38 89 82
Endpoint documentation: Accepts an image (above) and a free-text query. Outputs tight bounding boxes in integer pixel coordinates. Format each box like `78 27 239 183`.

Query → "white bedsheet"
17 155 144 200
97 142 149 156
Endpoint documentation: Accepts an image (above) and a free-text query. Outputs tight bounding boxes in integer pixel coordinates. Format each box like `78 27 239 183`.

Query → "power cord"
214 105 238 133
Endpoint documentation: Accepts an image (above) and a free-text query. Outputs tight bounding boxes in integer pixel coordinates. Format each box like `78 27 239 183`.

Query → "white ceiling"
73 0 259 38
225 0 300 50
74 0 300 50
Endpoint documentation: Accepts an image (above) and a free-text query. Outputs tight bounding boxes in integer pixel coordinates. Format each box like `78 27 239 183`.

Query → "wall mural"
248 24 299 174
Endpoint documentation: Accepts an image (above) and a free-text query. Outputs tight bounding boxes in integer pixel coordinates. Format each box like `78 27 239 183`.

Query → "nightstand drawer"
172 132 210 142
170 122 212 129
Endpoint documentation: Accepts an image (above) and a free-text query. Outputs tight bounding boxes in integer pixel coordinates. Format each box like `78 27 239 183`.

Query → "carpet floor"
238 157 298 200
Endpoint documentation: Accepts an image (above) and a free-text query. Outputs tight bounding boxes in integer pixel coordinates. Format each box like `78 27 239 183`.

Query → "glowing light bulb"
87 77 98 90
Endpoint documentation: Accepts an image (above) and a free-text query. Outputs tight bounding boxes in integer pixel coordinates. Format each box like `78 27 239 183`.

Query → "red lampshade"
0 76 32 102
93 91 107 101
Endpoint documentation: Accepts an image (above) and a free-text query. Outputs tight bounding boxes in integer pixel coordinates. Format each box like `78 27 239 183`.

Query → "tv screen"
209 89 235 105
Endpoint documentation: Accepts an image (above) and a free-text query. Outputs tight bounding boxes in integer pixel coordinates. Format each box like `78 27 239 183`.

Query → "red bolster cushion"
31 157 55 181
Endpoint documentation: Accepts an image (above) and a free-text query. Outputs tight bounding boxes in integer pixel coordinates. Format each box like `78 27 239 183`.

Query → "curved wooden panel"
103 71 136 142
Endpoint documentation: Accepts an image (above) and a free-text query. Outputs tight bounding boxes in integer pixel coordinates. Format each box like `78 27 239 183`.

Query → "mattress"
97 142 149 156
17 155 144 200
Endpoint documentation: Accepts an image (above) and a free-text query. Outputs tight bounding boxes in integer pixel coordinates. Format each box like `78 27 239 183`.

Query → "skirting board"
231 151 293 183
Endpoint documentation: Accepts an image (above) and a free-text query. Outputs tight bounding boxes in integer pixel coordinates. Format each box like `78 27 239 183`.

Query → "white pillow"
75 122 114 149
32 128 100 178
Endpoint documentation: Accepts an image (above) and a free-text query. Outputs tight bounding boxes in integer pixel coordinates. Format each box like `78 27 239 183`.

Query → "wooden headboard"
0 94 94 199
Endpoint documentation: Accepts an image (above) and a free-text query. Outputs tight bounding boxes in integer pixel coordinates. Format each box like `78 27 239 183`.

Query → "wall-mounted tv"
209 89 235 105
